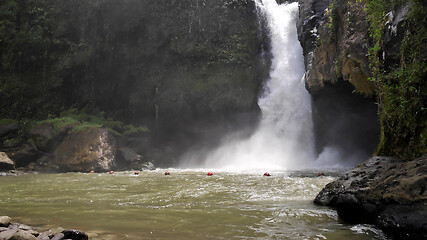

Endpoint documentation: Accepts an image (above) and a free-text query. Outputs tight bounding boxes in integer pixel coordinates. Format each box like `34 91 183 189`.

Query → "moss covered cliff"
0 0 269 167
0 0 267 125
298 0 426 160
365 0 427 159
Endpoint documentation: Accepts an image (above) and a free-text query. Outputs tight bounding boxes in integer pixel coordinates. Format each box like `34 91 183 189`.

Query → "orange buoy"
134 171 140 175
109 171 114 174
90 170 95 173
164 171 170 175
207 171 213 176
263 172 271 176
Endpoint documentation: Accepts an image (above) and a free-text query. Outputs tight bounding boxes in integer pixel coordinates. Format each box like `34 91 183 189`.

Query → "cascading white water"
181 0 315 171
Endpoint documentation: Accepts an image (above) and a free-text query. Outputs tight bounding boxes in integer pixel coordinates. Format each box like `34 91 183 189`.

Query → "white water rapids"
182 1 315 171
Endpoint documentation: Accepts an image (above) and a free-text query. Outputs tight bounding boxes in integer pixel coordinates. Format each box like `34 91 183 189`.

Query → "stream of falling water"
182 1 315 170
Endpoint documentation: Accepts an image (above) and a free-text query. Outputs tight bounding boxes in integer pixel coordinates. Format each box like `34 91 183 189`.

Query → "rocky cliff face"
299 0 375 94
297 0 380 163
303 1 427 238
53 0 268 151
0 0 268 165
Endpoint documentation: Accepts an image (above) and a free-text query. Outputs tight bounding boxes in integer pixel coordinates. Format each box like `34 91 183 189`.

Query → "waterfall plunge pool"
0 170 388 239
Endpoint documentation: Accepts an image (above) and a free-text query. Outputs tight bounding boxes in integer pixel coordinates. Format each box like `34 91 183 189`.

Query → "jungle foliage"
0 0 264 125
0 0 66 119
365 0 427 159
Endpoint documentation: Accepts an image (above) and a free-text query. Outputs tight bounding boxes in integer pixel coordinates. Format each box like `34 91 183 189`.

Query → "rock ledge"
314 155 427 239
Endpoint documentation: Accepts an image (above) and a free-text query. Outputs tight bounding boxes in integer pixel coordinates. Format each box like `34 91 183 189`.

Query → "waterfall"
181 0 315 170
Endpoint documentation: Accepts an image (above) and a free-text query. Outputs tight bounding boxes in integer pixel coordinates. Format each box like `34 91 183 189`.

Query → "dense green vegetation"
0 0 66 119
0 0 263 124
365 0 427 159
34 108 149 136
0 0 264 165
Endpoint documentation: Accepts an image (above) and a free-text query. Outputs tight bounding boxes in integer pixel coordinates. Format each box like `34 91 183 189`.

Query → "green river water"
0 170 388 239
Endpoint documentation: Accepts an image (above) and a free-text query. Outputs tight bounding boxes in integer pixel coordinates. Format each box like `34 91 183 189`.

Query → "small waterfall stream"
191 0 315 170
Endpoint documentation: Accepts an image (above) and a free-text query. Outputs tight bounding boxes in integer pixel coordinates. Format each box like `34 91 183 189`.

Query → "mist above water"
181 1 315 171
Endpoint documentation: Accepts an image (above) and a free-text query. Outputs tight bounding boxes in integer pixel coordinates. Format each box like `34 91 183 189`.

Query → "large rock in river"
53 127 117 172
0 152 15 171
314 155 427 239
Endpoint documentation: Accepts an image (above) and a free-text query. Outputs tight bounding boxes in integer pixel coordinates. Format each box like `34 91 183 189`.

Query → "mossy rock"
0 119 19 137
30 118 79 152
53 127 117 172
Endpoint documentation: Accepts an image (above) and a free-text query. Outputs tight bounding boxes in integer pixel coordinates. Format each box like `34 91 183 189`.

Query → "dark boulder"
9 144 37 168
314 155 427 239
61 229 88 240
0 119 19 137
117 147 143 169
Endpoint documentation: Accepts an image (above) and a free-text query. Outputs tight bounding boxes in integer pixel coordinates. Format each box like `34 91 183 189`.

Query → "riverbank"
314 155 427 240
0 216 88 240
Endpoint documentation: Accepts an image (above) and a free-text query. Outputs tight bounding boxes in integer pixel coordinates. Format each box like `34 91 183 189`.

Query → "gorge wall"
297 0 380 165
1 0 425 171
0 0 269 168
297 0 426 161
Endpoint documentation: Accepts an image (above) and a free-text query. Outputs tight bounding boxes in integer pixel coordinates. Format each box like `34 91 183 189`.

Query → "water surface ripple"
0 170 388 239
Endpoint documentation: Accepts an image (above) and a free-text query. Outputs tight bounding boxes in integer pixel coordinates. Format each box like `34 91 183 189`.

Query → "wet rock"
0 152 15 171
0 228 18 239
37 227 65 239
35 236 49 240
141 161 156 171
377 203 427 240
61 229 88 240
0 219 86 240
17 224 32 231
53 127 117 172
314 155 427 239
117 147 143 169
9 230 37 240
8 223 20 229
51 233 65 240
0 216 11 227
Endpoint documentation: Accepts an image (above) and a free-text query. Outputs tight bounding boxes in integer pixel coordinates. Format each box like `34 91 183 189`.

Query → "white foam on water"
184 1 315 171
